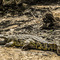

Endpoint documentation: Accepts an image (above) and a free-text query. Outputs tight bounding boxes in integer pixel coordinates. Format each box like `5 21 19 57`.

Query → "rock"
42 12 55 29
2 0 35 5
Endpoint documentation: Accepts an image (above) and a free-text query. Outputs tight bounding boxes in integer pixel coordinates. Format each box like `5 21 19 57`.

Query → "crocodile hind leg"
21 40 30 51
21 44 30 51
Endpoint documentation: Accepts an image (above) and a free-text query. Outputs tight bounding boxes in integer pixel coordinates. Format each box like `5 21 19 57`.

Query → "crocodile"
0 34 60 55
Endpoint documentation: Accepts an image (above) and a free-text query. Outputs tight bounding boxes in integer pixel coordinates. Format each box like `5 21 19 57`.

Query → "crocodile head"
0 34 17 45
0 34 13 43
0 34 8 45
0 34 9 39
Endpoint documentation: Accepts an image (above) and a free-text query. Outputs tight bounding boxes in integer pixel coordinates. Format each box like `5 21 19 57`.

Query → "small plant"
50 29 54 32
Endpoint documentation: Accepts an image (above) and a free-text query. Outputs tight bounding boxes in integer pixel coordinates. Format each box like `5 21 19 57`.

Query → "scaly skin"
0 34 60 55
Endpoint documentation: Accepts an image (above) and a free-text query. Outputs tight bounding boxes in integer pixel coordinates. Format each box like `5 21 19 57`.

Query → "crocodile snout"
0 38 6 45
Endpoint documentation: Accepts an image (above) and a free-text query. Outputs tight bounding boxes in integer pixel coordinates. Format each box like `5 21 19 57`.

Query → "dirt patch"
0 46 60 60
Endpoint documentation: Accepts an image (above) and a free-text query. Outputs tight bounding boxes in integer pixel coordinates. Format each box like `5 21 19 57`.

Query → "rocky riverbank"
0 4 60 60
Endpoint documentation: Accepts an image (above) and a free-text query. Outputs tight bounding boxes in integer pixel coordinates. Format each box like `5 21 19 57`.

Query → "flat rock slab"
0 46 60 60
